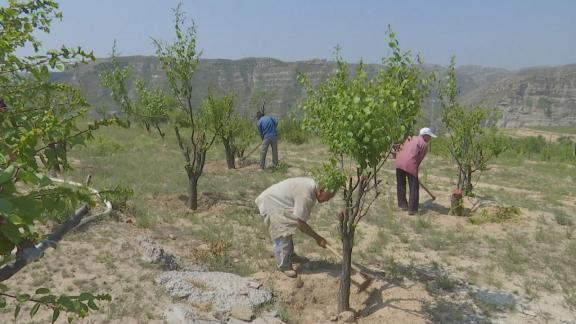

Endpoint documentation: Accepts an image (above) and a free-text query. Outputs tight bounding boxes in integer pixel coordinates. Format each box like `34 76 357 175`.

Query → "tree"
439 57 507 214
299 32 430 312
1 0 112 321
203 91 256 169
100 43 170 138
152 4 215 209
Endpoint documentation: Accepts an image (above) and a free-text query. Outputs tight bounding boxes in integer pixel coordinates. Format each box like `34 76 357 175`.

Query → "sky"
13 0 576 70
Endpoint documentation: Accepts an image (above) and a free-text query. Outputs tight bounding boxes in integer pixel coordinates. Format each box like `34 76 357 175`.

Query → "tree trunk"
155 124 165 138
48 143 61 174
187 174 199 210
338 231 354 312
450 188 463 216
223 139 236 169
464 166 473 194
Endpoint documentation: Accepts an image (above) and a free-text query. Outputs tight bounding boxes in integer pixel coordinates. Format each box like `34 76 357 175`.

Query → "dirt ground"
2 131 575 323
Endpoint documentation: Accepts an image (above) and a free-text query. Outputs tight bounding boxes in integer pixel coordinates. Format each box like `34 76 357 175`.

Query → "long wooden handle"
240 144 261 160
325 245 365 274
418 179 436 200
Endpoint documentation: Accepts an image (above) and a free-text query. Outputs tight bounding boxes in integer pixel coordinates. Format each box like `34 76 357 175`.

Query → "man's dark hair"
256 111 264 120
0 98 6 108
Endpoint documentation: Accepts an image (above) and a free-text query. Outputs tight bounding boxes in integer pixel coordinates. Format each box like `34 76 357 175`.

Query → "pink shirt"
394 136 428 176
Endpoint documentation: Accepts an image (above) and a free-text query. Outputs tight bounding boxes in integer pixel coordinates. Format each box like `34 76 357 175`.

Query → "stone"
137 236 182 270
155 271 272 313
231 304 254 321
248 281 262 289
337 311 356 323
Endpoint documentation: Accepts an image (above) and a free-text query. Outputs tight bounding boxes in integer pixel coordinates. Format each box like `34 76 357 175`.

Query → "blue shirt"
257 115 278 139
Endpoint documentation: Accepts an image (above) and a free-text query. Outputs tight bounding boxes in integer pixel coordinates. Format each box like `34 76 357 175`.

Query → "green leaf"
87 300 99 310
0 165 15 184
78 292 93 301
36 288 50 295
1 222 22 245
16 294 31 302
14 303 21 319
0 297 6 308
0 198 14 215
30 303 41 317
52 308 60 323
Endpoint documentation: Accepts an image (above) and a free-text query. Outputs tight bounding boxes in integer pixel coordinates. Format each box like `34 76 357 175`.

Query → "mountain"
461 64 576 127
51 56 576 127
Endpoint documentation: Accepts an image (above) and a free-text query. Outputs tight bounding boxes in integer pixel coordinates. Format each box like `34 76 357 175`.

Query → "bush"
469 205 520 225
100 185 134 211
277 114 310 144
431 134 576 164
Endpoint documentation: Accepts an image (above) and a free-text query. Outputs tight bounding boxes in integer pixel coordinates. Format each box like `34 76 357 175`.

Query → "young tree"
1 0 112 320
439 58 507 214
203 91 255 169
100 44 170 137
299 33 429 312
152 4 214 209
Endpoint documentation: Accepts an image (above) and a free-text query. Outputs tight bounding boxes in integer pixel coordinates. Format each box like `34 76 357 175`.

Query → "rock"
137 236 182 270
169 234 176 240
163 305 223 324
248 280 262 289
471 288 516 311
155 271 272 313
239 288 250 295
329 314 338 321
337 311 356 323
251 317 286 324
231 304 254 321
292 277 304 289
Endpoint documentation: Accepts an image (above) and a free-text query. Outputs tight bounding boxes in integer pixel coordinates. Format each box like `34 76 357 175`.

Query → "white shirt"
255 177 317 239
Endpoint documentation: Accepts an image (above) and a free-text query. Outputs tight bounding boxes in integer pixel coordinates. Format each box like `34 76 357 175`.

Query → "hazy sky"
16 0 576 70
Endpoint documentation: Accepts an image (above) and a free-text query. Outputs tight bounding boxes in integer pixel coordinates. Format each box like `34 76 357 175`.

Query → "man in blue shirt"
256 111 278 169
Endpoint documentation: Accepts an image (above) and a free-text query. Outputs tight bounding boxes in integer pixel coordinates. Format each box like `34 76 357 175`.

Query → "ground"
1 126 575 323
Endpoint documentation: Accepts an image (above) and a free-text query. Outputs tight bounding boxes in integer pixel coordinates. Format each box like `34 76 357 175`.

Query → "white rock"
231 304 254 322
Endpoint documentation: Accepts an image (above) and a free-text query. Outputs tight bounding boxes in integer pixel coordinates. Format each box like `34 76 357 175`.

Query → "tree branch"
0 205 90 282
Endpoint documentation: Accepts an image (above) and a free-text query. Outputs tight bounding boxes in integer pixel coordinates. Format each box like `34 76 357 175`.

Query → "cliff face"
52 56 377 117
461 65 576 127
52 56 576 127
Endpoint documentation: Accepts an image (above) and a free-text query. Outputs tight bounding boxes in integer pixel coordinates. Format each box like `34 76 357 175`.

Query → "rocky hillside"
52 56 576 127
461 64 576 127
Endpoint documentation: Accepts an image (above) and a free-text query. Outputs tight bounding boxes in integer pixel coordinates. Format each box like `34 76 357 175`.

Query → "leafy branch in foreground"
1 0 112 320
0 286 111 323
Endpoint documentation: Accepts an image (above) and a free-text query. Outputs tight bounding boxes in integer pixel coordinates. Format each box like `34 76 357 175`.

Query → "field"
3 125 575 324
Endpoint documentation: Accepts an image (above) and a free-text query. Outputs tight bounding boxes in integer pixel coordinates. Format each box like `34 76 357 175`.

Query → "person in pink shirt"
394 127 437 215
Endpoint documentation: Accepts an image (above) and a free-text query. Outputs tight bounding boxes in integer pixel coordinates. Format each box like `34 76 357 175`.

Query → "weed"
276 304 294 324
411 216 433 234
267 161 289 174
499 242 528 274
469 205 520 225
554 211 574 226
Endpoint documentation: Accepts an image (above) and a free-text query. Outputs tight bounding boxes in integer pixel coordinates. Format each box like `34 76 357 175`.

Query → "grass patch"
469 206 520 225
554 211 574 226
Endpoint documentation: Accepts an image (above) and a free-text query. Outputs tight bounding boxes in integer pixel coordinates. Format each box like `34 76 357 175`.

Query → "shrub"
469 205 520 225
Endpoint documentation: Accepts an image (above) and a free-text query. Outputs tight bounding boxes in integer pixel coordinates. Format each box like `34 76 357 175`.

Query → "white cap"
419 127 437 138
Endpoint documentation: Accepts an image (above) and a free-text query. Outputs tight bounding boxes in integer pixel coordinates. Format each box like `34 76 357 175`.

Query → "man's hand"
315 236 327 248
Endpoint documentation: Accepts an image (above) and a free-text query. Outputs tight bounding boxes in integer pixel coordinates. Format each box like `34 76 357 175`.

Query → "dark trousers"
396 168 419 213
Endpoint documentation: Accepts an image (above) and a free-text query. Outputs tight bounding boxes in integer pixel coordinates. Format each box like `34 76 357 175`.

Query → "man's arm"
296 219 327 248
257 120 264 139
